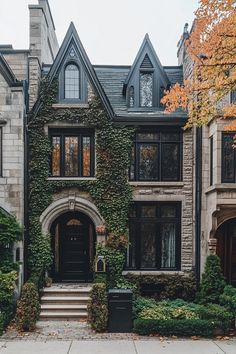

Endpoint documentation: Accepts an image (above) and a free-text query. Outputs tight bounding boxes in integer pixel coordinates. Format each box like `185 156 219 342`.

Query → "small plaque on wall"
95 255 106 273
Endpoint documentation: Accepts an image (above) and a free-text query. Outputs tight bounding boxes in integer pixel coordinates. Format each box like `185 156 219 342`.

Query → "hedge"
133 318 227 336
88 283 108 332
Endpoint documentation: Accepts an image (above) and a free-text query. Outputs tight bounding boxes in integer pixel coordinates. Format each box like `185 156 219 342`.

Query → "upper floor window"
130 130 182 182
127 202 181 270
64 64 80 99
50 129 94 178
222 132 236 182
140 72 153 107
231 90 236 104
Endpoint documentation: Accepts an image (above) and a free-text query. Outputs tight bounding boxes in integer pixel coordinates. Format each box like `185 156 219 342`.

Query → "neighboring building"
0 0 234 288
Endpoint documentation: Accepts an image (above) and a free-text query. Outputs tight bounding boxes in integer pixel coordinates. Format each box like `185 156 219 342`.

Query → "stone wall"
0 71 24 289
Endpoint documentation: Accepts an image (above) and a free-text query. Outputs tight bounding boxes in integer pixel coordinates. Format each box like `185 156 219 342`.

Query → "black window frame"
127 201 181 271
222 132 236 183
210 136 213 186
129 129 183 182
0 128 2 177
50 128 95 178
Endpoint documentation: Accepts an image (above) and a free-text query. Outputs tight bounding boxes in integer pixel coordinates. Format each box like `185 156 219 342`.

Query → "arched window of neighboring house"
65 64 80 99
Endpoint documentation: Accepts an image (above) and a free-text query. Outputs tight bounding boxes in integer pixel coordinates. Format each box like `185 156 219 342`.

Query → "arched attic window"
65 63 80 99
140 54 154 107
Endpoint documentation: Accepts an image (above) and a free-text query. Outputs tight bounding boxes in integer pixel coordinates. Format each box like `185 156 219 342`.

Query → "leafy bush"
134 297 157 317
125 273 196 301
0 314 3 336
196 255 226 304
198 303 233 324
15 282 40 331
0 209 22 247
88 283 108 332
0 271 17 328
136 298 200 321
0 250 19 273
219 285 236 313
133 318 224 336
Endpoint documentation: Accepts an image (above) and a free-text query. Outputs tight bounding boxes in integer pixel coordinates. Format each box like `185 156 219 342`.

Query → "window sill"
47 177 96 181
129 181 184 187
52 103 89 109
123 270 184 275
206 183 236 194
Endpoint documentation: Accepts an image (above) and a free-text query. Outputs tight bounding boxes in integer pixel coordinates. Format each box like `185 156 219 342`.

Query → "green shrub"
0 313 3 336
0 271 17 328
219 285 236 314
15 282 40 331
196 255 226 304
133 318 224 336
88 283 108 332
125 273 196 301
0 251 19 273
134 297 157 317
198 303 233 324
0 209 22 247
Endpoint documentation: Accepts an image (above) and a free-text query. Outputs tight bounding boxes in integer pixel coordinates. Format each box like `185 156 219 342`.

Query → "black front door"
60 222 88 281
51 212 94 282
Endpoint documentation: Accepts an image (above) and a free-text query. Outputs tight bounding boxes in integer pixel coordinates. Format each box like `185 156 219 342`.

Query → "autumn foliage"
162 0 236 129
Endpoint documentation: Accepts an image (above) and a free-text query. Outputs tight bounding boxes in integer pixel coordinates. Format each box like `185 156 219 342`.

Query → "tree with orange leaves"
162 0 236 130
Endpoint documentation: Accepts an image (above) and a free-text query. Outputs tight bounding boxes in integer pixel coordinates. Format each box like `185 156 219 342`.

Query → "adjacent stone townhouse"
0 0 235 289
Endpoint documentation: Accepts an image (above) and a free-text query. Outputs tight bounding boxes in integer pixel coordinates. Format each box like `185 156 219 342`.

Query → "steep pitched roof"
123 34 170 94
0 54 21 86
48 22 113 117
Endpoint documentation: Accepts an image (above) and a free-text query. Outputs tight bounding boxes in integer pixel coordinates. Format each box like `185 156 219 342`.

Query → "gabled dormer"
47 23 113 116
123 34 170 110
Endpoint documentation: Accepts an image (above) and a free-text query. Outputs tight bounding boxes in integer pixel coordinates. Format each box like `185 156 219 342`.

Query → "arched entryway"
50 211 96 282
216 218 236 287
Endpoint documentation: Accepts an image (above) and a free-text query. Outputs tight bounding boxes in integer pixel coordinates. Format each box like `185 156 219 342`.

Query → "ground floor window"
127 202 181 270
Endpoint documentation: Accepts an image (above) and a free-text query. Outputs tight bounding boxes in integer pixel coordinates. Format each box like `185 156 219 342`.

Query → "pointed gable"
48 22 113 116
123 34 170 109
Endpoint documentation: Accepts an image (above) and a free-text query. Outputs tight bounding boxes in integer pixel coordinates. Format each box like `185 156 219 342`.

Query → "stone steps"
39 285 92 321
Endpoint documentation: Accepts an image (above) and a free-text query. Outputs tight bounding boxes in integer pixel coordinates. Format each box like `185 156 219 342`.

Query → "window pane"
130 145 135 180
140 73 153 107
161 206 177 218
52 137 61 176
161 132 180 141
140 223 156 268
139 144 158 180
137 132 159 141
162 143 180 181
129 86 134 107
128 222 136 268
82 137 91 177
222 134 234 182
161 223 176 268
141 205 156 217
65 137 79 176
65 64 80 99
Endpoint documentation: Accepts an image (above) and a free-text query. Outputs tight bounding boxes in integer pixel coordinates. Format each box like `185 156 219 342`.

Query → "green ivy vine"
28 77 134 279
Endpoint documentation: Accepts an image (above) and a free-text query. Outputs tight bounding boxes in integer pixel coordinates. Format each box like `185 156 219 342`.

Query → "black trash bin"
108 289 133 333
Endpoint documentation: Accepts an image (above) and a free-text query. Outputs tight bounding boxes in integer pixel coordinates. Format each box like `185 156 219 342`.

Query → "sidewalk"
0 339 236 354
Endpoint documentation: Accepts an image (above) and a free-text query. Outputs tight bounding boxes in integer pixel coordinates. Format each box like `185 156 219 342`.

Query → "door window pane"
139 144 158 180
161 223 176 268
162 143 179 181
65 137 79 176
52 137 61 176
161 206 177 218
140 223 156 268
140 73 153 107
141 205 156 218
82 137 91 177
137 132 159 141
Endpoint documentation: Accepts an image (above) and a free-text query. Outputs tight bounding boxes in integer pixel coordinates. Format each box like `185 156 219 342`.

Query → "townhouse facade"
0 0 235 289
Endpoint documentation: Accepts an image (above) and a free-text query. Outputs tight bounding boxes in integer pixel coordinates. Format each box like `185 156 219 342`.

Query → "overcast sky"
0 0 198 66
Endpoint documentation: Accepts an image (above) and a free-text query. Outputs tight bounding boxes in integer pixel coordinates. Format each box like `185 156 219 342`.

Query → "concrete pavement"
0 339 236 354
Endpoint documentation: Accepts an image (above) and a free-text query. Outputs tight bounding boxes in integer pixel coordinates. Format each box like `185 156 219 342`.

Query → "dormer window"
65 64 80 99
140 72 153 107
129 86 134 107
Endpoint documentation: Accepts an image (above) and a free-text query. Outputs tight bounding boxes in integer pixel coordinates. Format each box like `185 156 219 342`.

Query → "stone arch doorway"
216 218 236 287
50 211 96 282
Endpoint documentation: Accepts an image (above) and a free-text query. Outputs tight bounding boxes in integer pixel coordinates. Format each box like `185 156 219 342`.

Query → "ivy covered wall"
27 78 134 280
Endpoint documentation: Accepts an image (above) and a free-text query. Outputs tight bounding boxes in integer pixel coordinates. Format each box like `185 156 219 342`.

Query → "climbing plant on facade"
27 77 134 280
